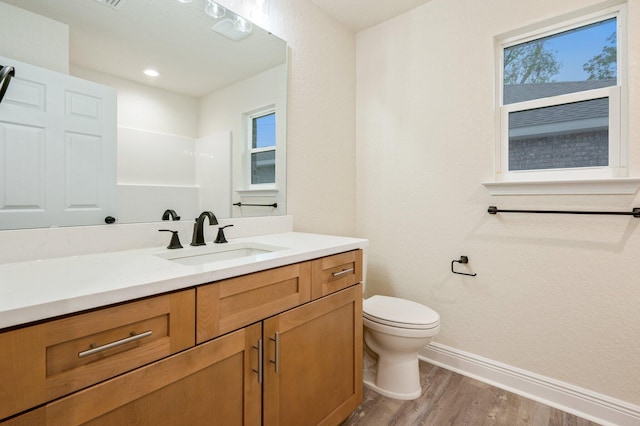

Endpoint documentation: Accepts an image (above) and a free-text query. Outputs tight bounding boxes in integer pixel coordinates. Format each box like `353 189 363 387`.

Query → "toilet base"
363 369 422 400
362 346 422 400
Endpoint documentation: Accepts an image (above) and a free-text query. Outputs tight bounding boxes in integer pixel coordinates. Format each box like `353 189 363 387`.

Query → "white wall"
0 2 69 74
356 0 640 407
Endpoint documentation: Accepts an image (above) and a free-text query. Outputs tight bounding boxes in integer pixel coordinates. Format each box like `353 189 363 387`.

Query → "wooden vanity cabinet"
1 249 363 426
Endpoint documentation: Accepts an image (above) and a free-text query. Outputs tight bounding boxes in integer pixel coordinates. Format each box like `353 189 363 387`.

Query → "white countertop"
0 232 368 330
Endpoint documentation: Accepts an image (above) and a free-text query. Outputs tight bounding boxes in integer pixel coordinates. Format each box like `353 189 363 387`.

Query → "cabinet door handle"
269 332 280 373
252 338 263 384
78 330 153 358
332 268 354 278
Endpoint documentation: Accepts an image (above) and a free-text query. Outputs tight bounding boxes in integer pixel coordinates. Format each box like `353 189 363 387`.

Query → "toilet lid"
363 295 440 329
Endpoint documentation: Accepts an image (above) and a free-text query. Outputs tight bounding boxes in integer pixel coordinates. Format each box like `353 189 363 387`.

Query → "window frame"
245 105 277 188
494 4 627 183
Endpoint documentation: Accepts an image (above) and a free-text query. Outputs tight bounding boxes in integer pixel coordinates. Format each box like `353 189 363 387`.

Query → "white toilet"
362 295 440 400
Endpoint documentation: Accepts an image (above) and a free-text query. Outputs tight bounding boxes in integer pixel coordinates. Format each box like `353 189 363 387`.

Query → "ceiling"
311 0 432 32
2 0 286 97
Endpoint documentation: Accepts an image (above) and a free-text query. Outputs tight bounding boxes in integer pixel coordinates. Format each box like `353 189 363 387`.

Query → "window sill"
236 188 279 197
482 178 640 195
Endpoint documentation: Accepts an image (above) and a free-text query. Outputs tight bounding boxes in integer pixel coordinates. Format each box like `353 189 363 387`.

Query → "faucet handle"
214 225 234 244
159 229 183 249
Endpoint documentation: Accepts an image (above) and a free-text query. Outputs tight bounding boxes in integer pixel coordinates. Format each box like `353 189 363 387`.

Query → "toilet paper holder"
451 256 477 277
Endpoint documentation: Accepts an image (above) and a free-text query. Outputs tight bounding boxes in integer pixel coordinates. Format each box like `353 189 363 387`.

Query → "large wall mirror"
0 0 287 230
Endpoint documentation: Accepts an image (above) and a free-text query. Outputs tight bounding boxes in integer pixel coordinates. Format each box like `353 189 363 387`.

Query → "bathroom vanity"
0 232 366 425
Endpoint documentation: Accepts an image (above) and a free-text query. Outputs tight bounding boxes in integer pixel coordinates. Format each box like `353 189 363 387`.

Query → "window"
496 5 626 183
247 108 276 185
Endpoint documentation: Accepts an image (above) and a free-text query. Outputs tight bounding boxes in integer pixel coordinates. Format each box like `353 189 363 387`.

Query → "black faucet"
190 211 218 246
162 209 180 221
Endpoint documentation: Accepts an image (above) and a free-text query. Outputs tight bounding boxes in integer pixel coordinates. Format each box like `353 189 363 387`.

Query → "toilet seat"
363 295 440 330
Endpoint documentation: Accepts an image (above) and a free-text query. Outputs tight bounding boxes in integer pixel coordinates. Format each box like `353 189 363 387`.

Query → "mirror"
0 0 287 230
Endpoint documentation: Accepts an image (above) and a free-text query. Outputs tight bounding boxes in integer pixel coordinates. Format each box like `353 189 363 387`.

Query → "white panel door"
0 56 117 230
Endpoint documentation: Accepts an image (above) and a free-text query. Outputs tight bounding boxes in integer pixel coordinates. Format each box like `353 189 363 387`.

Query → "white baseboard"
419 342 640 426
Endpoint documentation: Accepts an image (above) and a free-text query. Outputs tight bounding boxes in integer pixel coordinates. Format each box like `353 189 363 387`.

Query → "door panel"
0 55 116 230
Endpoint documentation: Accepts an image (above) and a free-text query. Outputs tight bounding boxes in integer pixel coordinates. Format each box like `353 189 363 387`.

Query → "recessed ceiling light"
143 69 159 77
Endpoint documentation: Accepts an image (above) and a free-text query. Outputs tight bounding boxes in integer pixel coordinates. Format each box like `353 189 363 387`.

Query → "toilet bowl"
362 295 440 400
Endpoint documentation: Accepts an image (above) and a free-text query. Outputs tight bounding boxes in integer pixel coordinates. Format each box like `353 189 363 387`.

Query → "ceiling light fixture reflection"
234 16 252 33
205 0 226 18
177 0 193 3
143 69 159 77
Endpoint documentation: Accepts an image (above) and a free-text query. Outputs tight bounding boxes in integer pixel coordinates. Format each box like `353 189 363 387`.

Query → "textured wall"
356 0 640 406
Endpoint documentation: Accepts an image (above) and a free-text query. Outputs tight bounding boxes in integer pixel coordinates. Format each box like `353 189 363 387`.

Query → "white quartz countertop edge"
0 232 368 330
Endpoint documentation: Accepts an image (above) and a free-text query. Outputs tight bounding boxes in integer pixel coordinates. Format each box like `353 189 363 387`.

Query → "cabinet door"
3 324 263 426
263 284 363 426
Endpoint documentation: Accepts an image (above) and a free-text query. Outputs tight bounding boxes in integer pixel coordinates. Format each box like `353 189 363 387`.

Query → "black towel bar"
488 206 640 218
233 202 278 208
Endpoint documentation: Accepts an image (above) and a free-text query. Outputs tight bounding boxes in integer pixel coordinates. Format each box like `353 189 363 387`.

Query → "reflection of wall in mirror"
74 64 283 221
0 2 68 74
200 64 287 218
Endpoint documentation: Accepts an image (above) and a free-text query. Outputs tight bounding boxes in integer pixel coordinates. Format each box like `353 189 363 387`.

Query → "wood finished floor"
341 361 601 426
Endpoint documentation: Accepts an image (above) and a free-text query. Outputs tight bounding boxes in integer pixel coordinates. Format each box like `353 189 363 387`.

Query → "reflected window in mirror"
248 107 276 185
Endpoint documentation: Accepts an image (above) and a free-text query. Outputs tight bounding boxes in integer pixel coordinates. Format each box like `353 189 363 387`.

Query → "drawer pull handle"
332 268 354 278
78 330 153 358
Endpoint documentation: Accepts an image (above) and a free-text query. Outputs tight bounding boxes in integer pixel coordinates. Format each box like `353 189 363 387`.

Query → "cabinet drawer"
311 250 363 300
0 290 195 421
3 324 262 426
197 262 311 343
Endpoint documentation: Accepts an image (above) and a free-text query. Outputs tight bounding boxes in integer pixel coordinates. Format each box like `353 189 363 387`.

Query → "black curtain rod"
488 206 640 218
233 202 278 208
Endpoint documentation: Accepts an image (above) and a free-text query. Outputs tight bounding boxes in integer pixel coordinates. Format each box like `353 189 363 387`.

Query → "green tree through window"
504 41 560 84
583 31 617 80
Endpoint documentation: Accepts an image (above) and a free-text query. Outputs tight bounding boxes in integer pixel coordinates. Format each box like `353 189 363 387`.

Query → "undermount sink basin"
154 242 286 266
